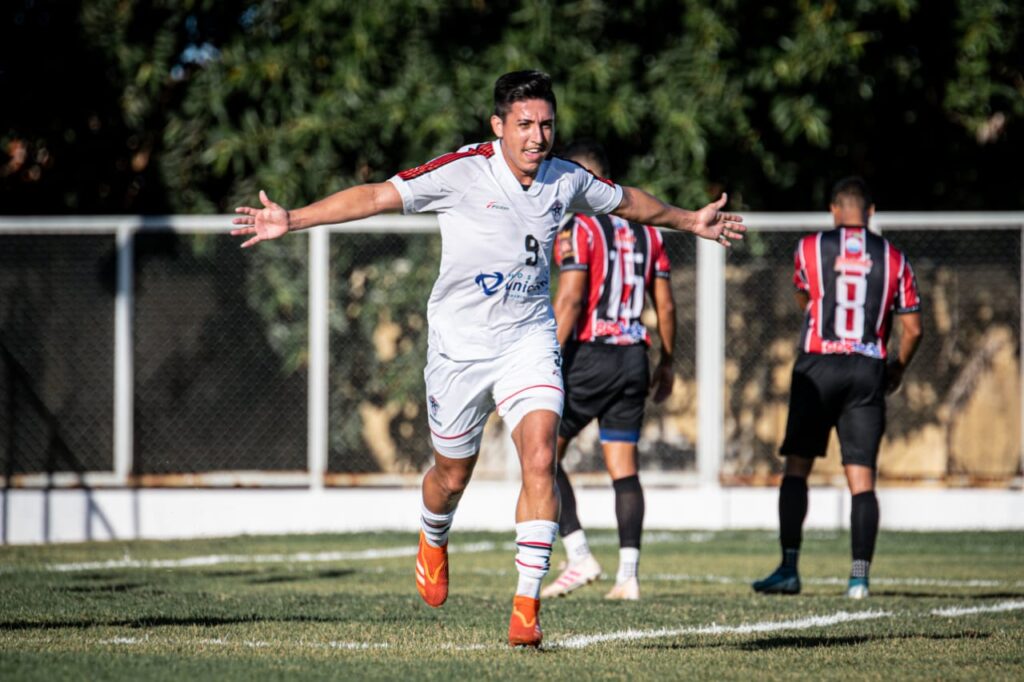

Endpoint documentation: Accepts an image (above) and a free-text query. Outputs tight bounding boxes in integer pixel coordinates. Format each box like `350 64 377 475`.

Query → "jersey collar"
491 138 551 197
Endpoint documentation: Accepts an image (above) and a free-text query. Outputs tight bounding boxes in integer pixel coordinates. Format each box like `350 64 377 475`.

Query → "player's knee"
519 445 556 484
434 462 473 495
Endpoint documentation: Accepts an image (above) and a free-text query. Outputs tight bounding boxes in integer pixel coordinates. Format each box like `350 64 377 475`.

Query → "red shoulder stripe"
557 156 616 187
397 142 494 181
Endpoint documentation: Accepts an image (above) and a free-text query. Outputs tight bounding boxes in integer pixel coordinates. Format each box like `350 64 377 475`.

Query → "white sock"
616 547 640 583
514 520 558 599
562 529 593 565
420 503 455 548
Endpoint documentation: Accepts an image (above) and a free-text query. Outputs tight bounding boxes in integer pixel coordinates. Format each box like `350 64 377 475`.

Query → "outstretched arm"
231 182 403 248
613 187 745 247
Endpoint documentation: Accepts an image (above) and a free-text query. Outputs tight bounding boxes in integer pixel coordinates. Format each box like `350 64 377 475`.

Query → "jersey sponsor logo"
549 200 564 223
593 319 647 342
473 270 549 299
486 200 510 211
474 271 505 295
820 339 884 358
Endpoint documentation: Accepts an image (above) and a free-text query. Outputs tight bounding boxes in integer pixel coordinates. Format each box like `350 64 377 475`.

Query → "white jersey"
388 139 623 360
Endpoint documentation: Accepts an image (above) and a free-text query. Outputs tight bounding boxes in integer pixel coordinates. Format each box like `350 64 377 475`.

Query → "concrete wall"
3 484 1022 545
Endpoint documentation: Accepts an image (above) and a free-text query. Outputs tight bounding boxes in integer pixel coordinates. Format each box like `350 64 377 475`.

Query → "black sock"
779 475 808 566
556 465 582 537
612 474 645 550
851 490 879 567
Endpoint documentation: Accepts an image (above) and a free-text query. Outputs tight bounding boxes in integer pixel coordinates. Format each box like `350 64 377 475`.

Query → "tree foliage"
1 0 1022 470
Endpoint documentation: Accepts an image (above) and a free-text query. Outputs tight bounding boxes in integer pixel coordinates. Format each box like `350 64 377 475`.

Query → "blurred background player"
232 72 745 646
753 177 922 599
542 140 677 601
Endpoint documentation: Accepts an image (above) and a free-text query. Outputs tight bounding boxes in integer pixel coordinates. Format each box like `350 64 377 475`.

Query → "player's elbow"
901 313 924 343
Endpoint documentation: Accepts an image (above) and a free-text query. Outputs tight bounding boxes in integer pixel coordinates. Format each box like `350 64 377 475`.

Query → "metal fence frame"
2 212 1022 488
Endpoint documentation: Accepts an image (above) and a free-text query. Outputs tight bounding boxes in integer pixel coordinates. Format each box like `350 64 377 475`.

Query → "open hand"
693 193 745 247
231 190 290 248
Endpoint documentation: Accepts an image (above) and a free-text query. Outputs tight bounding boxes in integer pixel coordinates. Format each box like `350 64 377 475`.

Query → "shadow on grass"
63 582 153 594
640 631 992 651
0 612 364 632
245 569 355 585
874 591 1024 600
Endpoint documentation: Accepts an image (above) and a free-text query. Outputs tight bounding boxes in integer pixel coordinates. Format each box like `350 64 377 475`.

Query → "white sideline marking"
93 600 1024 652
326 641 390 650
34 532 705 573
43 541 498 573
551 610 892 650
931 600 1024 617
646 573 1022 589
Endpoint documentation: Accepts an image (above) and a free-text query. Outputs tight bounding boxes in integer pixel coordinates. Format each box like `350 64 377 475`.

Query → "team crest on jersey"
429 395 441 418
550 200 564 223
835 235 872 273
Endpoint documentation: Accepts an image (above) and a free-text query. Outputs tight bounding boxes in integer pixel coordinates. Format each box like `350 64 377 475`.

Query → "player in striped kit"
542 141 677 601
232 71 745 646
753 177 922 599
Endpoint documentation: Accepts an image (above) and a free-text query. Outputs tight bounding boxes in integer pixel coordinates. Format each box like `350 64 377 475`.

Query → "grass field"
1 529 1022 680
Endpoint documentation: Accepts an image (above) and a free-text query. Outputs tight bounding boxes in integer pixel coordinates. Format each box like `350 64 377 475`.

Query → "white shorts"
424 330 564 458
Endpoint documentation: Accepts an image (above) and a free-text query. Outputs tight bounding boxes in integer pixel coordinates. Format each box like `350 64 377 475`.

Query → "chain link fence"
0 235 115 475
723 225 1022 483
0 216 1020 485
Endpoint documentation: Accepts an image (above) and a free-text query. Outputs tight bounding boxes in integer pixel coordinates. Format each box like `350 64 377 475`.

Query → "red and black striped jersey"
555 214 671 346
794 226 921 359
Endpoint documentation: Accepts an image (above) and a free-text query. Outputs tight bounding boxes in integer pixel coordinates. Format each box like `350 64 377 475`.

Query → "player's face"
491 98 555 185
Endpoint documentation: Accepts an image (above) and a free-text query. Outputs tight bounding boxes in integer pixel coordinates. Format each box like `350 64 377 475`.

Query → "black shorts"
559 343 649 443
780 353 887 468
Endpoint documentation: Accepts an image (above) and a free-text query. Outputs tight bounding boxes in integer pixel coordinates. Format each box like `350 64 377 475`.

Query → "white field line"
41 541 499 573
95 601 1024 652
36 546 1024 591
931 601 1024 617
34 532 707 573
644 573 1024 589
552 609 893 649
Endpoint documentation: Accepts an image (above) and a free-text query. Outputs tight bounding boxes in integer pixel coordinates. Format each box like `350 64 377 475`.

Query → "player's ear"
866 204 876 217
491 114 504 138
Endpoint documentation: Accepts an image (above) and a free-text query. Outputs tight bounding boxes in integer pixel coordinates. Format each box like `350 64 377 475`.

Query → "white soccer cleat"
604 576 640 601
540 555 602 598
846 577 870 599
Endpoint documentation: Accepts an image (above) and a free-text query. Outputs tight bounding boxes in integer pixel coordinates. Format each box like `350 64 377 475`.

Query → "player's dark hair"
493 70 557 120
562 139 610 177
830 176 873 211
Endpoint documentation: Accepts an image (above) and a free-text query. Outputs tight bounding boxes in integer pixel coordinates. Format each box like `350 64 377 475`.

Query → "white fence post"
696 238 725 487
113 221 134 483
308 227 330 490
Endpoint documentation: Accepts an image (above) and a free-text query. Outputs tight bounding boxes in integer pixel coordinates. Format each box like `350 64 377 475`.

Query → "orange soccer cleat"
508 595 543 647
415 531 449 607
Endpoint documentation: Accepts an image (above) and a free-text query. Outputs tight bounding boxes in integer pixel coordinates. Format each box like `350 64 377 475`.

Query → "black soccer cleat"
752 565 801 595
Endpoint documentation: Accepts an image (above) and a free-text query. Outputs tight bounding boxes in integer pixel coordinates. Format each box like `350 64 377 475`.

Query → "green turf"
1 530 1022 680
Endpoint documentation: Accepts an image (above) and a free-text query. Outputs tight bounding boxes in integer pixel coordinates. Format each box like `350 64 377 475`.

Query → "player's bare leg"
508 409 559 647
845 463 878 599
754 455 814 595
543 435 602 598
603 441 643 600
416 452 477 607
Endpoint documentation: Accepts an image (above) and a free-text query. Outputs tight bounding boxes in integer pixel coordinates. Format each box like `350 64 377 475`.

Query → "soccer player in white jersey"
232 70 745 647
